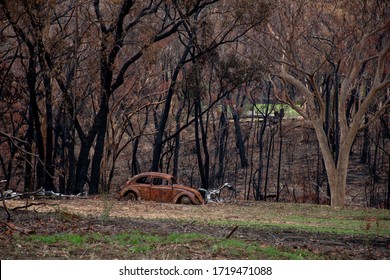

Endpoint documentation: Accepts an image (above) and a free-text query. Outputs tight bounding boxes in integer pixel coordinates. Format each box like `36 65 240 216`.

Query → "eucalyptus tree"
259 0 389 206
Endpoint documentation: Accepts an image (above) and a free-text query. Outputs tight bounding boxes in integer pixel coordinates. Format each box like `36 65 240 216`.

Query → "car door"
134 175 152 200
150 176 173 203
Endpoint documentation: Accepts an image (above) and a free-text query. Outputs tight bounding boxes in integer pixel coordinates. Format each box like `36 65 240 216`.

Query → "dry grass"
1 198 390 259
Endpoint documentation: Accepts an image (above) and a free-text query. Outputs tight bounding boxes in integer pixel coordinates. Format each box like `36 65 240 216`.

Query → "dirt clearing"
1 198 389 259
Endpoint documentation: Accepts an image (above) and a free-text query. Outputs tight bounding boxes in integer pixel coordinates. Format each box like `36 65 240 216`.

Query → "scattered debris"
0 190 22 200
0 188 88 200
4 222 34 235
198 182 239 203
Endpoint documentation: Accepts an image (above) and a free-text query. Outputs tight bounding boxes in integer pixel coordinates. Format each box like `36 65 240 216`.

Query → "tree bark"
194 95 210 190
173 102 183 178
216 104 229 182
232 110 248 168
276 112 283 202
151 46 190 172
27 55 45 190
387 155 390 210
313 118 352 207
89 98 109 194
74 118 98 194
24 104 34 192
43 74 55 191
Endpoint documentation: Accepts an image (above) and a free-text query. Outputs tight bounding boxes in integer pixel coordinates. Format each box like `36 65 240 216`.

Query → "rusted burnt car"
118 172 204 205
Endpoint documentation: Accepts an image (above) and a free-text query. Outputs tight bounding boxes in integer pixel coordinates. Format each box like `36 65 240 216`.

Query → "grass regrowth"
21 231 321 260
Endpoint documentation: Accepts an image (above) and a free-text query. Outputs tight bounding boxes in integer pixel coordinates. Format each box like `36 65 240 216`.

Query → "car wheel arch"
174 192 196 204
120 187 140 200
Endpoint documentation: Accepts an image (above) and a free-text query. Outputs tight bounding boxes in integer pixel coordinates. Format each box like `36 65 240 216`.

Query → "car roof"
131 172 175 180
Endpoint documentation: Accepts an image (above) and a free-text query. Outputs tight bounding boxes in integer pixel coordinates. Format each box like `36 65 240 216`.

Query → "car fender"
173 191 197 204
119 186 141 199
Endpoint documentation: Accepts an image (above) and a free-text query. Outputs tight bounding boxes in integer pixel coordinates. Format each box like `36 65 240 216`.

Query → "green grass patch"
176 202 390 237
211 238 321 259
259 246 318 260
112 231 164 253
28 233 87 245
114 231 164 245
287 216 389 235
212 239 257 258
6 200 389 259
206 217 390 237
166 232 211 243
18 230 320 260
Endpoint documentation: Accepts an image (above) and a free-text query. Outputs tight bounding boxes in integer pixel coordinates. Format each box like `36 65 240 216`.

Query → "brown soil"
1 199 389 260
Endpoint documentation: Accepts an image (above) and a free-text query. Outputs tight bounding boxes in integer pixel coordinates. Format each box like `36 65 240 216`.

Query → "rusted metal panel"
119 172 204 205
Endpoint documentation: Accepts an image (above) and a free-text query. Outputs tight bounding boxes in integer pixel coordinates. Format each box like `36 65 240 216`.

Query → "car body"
118 172 204 205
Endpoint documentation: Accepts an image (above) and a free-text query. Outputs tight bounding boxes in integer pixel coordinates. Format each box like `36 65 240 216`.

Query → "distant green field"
251 103 301 118
225 103 301 119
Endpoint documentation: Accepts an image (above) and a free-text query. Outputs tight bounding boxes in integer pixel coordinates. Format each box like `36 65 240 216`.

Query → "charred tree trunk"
387 155 390 210
66 123 76 194
194 95 210 190
54 108 65 193
27 54 45 190
232 109 248 168
151 47 190 172
43 74 55 192
24 104 34 192
216 104 229 183
360 117 370 164
58 128 66 194
256 84 272 200
173 102 184 178
74 117 98 194
256 114 267 200
131 137 141 177
276 109 284 202
264 127 276 200
89 96 109 194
